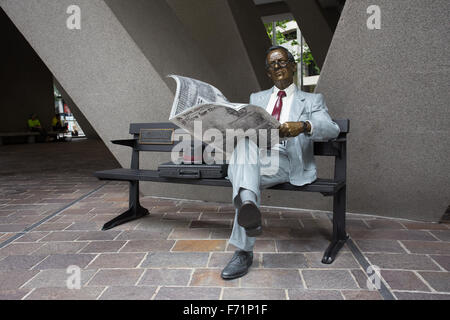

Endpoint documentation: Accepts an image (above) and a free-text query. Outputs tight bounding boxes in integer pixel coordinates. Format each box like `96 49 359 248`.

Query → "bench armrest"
111 139 136 148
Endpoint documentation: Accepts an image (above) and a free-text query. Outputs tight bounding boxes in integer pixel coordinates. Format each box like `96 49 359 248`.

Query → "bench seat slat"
94 168 344 194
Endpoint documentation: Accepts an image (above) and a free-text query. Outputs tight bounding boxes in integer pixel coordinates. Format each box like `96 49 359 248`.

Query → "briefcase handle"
177 169 201 179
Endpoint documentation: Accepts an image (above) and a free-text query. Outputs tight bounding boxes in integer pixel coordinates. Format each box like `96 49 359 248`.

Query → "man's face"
266 49 296 88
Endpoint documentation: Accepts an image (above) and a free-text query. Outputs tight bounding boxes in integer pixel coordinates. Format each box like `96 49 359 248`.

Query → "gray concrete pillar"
316 0 450 221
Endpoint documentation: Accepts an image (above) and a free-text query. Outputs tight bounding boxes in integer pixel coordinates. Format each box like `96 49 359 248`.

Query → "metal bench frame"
94 119 350 264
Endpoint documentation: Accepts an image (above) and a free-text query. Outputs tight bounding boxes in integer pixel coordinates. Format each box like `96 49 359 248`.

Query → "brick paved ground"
0 139 449 300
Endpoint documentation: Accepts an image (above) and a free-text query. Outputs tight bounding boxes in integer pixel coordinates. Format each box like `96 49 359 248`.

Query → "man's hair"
265 46 296 68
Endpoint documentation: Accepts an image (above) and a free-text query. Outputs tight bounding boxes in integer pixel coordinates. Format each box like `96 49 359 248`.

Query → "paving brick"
99 286 157 300
262 253 308 268
429 255 450 271
0 289 31 300
380 270 430 291
223 288 286 300
305 252 360 269
0 224 28 232
141 252 209 268
25 287 104 300
402 222 449 230
120 240 175 252
190 220 232 229
0 243 44 257
115 229 171 240
30 242 89 255
22 269 97 288
79 241 126 253
33 223 73 232
168 228 211 240
350 230 437 241
280 211 314 219
155 286 221 300
241 269 303 289
190 268 238 287
88 253 145 269
0 255 47 270
276 239 330 253
210 228 232 239
259 227 304 240
164 212 201 221
341 290 383 300
33 254 96 270
351 269 371 289
0 270 39 289
345 219 371 231
227 240 276 253
200 211 235 220
365 219 406 230
429 230 450 242
138 268 192 286
400 240 450 255
418 272 450 292
288 288 343 300
302 270 359 289
65 222 104 231
87 269 144 286
172 240 226 252
353 239 407 253
76 230 122 241
264 219 301 229
39 231 83 242
135 217 190 230
365 253 441 271
394 292 450 300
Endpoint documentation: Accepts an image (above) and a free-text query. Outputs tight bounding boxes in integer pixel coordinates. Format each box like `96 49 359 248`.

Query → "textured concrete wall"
166 0 271 100
0 7 54 133
316 0 450 221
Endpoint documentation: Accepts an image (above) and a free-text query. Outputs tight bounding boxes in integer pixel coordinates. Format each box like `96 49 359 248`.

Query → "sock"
239 188 256 204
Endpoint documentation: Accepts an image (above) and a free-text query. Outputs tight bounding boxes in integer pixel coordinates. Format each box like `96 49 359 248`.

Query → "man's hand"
279 122 309 138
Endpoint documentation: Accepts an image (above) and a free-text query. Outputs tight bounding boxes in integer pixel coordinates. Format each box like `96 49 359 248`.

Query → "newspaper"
168 75 280 152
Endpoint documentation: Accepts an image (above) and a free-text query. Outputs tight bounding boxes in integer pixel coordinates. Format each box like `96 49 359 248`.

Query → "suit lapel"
288 86 306 121
253 88 272 109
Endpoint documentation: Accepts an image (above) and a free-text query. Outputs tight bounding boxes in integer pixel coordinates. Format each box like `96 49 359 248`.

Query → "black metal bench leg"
102 180 149 230
322 186 349 264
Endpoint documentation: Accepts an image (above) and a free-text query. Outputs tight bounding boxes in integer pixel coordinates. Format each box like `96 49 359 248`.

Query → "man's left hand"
279 122 308 138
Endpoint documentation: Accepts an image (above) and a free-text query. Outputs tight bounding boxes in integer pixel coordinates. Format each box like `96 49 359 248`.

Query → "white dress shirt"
265 83 313 141
265 83 296 124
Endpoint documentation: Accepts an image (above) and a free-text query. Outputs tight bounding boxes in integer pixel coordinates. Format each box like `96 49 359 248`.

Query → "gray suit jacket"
250 86 340 186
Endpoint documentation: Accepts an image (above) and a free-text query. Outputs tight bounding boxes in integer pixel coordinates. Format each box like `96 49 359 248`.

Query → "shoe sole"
221 269 249 280
237 201 262 236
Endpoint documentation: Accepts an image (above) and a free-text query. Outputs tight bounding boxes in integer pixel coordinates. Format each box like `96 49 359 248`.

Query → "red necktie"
271 90 286 121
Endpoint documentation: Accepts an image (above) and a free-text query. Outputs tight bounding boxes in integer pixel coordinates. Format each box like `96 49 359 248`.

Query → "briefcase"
157 162 228 179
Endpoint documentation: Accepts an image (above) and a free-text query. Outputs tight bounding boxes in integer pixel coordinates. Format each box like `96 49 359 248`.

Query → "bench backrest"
127 119 349 181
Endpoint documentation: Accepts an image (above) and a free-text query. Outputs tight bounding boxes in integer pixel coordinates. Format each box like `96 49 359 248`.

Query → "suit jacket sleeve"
307 93 340 141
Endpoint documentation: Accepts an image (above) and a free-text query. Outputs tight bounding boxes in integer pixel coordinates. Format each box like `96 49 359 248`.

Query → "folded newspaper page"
168 75 281 153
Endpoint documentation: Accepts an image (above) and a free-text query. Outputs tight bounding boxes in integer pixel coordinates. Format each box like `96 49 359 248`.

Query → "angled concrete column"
166 0 272 101
316 0 450 221
285 0 335 69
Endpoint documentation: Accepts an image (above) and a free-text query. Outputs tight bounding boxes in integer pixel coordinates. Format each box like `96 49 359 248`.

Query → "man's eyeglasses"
266 60 290 69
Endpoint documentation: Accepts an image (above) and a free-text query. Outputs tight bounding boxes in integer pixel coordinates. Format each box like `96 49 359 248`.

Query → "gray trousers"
227 138 290 251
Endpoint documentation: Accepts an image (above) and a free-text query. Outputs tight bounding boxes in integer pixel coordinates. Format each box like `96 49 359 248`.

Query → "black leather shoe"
221 250 253 280
237 201 262 236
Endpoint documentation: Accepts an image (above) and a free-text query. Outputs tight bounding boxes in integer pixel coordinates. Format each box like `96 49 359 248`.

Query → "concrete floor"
0 139 449 300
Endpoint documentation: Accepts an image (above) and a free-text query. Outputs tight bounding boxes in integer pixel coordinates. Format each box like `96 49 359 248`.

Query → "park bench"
94 120 350 264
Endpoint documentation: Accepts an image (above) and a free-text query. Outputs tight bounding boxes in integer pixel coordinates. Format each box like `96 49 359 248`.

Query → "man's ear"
266 70 272 79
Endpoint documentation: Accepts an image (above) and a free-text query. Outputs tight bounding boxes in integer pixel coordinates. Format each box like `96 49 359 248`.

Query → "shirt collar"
273 83 296 97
